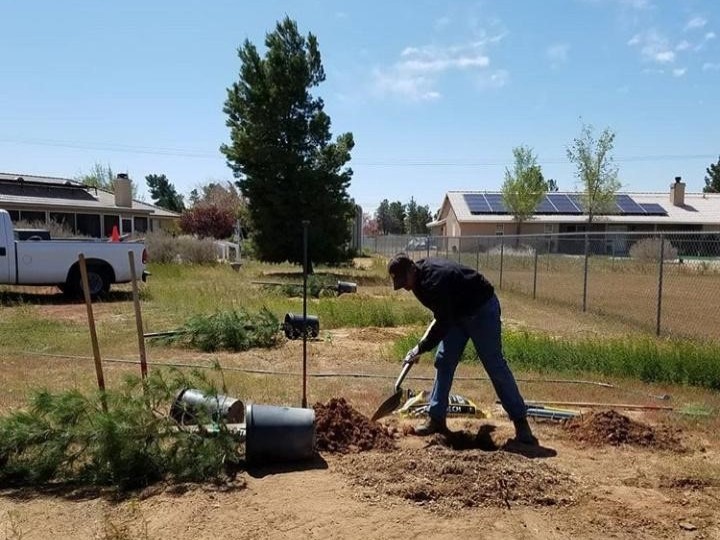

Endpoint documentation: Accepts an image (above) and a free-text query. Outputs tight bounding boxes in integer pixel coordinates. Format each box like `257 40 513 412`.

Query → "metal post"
582 232 589 312
457 240 462 263
546 236 551 271
533 247 539 300
499 236 505 289
302 220 309 408
476 239 480 271
426 235 430 258
656 234 665 336
445 238 449 259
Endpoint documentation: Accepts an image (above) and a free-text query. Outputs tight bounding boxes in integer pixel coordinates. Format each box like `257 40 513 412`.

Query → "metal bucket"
169 388 245 425
245 404 316 464
283 313 320 339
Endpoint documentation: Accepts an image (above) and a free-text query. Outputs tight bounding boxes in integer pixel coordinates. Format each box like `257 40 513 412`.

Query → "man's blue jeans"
428 294 527 422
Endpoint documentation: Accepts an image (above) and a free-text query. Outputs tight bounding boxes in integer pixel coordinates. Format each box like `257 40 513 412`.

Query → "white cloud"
672 67 687 77
628 30 675 63
373 37 504 101
434 16 451 30
685 17 707 31
702 62 720 71
676 40 691 51
546 43 570 67
477 69 509 89
706 32 716 40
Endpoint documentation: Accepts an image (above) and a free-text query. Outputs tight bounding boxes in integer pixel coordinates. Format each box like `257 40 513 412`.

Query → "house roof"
433 191 720 226
0 172 179 218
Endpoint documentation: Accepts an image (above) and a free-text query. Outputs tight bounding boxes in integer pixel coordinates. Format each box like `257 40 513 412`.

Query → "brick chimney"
114 173 132 208
670 176 685 206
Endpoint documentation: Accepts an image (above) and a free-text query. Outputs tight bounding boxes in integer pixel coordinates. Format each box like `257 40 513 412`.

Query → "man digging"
388 253 538 445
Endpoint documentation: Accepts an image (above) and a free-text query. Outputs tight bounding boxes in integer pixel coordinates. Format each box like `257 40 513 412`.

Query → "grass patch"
391 330 720 390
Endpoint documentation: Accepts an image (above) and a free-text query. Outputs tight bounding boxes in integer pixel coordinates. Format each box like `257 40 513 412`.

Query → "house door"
607 225 628 255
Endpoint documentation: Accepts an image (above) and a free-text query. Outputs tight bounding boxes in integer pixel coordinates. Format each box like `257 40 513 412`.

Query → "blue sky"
1 0 718 214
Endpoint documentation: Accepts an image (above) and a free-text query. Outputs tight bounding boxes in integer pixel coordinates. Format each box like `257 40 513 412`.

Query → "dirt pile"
563 410 682 450
423 425 499 451
313 398 395 453
339 446 576 511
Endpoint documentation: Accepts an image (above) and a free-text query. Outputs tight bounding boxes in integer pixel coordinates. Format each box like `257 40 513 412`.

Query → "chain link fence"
365 231 720 342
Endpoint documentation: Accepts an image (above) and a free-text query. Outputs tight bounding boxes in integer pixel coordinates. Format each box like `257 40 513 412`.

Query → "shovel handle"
394 361 414 392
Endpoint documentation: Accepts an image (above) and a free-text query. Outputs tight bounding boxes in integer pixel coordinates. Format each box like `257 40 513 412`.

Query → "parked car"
405 236 438 251
0 209 147 296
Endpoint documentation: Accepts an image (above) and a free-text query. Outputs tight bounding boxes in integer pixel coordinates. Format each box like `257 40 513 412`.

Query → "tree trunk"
515 220 522 248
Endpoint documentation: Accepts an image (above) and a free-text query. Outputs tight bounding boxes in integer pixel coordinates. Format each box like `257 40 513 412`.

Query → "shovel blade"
370 389 403 422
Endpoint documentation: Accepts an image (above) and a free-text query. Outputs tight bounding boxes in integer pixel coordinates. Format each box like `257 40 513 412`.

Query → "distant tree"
388 201 406 234
566 123 620 224
145 174 185 212
375 199 393 235
501 145 547 242
362 213 379 236
180 206 236 239
704 155 720 193
186 181 251 237
76 162 138 198
545 177 559 192
404 197 432 234
220 17 355 265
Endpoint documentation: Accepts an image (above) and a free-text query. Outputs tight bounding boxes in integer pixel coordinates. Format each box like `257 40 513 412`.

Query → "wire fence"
365 231 720 342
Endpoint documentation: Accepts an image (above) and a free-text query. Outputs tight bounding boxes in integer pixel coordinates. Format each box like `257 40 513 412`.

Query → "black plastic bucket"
245 404 316 464
283 313 320 339
169 388 245 425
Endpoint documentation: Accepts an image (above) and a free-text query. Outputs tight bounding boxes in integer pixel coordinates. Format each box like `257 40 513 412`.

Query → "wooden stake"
78 253 107 412
128 250 148 380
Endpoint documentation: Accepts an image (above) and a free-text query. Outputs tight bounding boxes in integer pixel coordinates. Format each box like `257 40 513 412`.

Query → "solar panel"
639 203 667 215
463 194 491 214
569 194 584 211
615 194 644 214
532 195 556 213
483 193 507 213
547 194 582 214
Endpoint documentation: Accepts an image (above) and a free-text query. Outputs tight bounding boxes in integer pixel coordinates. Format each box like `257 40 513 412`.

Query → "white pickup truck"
0 209 147 296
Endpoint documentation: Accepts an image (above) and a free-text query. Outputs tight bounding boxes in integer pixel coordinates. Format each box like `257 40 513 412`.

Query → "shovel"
370 360 415 422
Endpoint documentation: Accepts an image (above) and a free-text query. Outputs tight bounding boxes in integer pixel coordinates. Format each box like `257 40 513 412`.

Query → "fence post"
458 240 462 263
582 232 589 312
546 236 552 271
656 233 665 337
533 246 539 300
476 239 480 271
499 236 505 289
426 235 430 258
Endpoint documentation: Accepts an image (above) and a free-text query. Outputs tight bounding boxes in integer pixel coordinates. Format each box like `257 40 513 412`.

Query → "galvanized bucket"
169 388 245 425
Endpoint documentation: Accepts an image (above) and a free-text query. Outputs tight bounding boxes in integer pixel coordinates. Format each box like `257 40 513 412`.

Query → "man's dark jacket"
411 258 495 353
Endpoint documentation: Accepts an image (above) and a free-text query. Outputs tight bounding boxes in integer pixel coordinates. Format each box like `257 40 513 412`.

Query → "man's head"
388 253 416 290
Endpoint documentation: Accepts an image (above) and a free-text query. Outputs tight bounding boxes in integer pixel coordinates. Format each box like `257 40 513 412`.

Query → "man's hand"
403 344 421 365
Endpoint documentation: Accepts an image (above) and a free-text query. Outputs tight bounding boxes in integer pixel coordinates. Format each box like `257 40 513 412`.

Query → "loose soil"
339 445 576 512
313 397 395 453
563 410 683 450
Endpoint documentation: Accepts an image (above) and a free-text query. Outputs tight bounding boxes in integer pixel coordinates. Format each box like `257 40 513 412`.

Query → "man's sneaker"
513 417 539 445
413 417 448 436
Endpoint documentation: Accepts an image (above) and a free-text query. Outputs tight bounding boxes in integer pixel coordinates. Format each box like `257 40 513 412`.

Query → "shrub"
145 231 217 264
630 237 678 262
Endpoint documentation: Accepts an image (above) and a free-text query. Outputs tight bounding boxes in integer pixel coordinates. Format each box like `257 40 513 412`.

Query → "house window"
495 224 504 236
77 214 101 238
134 216 148 234
20 210 46 224
122 218 133 235
50 212 76 233
103 215 120 238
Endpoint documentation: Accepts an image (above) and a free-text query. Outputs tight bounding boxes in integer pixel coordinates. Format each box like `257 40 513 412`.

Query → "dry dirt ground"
1 298 720 539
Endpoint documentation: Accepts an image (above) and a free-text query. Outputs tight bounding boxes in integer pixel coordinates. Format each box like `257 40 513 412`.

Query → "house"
428 177 720 255
0 172 180 238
